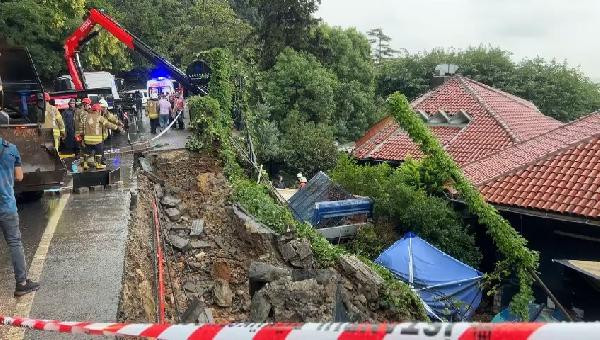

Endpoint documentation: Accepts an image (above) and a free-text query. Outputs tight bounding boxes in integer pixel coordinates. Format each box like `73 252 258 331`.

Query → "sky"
317 0 600 80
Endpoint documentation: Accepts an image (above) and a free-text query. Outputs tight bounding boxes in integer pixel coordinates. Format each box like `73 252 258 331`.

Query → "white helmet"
99 98 109 108
296 173 303 179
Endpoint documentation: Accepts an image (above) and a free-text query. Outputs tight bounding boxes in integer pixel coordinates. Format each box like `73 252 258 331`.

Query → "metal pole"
531 271 573 321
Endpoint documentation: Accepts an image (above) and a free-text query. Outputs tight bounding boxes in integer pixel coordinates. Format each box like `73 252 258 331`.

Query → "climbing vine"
185 51 428 321
386 92 539 320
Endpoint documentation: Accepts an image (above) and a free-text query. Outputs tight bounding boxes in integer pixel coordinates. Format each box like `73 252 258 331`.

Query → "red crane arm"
64 9 134 90
64 8 205 95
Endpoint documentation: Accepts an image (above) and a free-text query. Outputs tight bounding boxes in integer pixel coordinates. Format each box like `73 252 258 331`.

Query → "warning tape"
1 318 600 339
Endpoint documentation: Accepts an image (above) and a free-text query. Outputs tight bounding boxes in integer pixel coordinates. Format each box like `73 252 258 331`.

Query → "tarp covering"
375 232 482 321
313 198 373 226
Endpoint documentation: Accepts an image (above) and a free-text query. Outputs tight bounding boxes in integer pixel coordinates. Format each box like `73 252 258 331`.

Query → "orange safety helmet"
82 97 92 104
91 103 102 112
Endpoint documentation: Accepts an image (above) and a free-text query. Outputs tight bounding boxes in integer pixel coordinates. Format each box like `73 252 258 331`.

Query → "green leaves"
387 92 539 321
330 155 482 267
376 46 600 122
266 48 337 124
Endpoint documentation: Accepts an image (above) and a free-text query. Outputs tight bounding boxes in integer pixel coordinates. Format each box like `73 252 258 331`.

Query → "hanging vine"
386 92 539 320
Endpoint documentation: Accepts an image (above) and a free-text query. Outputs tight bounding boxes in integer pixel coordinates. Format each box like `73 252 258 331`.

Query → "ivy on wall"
386 92 539 320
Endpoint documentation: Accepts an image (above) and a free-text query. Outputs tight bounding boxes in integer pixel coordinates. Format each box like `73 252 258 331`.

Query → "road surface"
0 114 191 339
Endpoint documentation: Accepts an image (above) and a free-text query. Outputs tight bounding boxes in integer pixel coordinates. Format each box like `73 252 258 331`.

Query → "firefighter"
75 98 92 154
80 103 123 171
146 93 160 134
99 99 123 141
43 93 65 150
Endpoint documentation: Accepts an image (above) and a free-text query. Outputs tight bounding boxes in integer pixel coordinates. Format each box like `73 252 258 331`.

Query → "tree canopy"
375 46 600 121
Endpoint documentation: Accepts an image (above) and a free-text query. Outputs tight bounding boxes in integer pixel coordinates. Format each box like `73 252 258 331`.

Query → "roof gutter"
450 198 600 227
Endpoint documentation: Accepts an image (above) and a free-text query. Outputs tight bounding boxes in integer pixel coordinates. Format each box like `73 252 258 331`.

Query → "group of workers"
146 92 185 134
44 94 124 171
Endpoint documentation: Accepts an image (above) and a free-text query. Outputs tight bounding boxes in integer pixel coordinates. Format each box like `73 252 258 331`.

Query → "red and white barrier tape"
2 317 600 339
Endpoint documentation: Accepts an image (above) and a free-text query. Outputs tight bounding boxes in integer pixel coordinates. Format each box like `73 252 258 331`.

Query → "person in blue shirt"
0 138 40 296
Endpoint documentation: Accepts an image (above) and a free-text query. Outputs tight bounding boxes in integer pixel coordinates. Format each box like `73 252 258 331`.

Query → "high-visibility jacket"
43 104 65 137
82 112 119 145
102 110 121 140
75 107 89 135
146 99 159 119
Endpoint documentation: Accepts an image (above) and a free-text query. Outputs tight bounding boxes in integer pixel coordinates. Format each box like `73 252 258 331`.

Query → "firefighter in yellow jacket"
43 93 65 150
80 104 123 170
146 93 160 134
99 99 123 141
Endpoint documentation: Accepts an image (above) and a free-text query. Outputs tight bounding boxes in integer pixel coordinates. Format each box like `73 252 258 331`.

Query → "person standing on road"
158 94 172 131
43 93 65 151
0 138 40 296
146 93 160 134
174 93 185 130
80 104 123 171
61 98 77 155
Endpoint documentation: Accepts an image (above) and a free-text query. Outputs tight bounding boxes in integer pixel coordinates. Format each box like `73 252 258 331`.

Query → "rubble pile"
121 150 406 324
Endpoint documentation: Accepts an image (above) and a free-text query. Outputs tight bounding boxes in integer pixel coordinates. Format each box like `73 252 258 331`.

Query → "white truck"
54 71 121 109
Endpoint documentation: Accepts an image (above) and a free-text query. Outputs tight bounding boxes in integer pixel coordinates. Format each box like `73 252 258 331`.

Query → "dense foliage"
331 156 482 267
376 46 600 121
185 53 428 320
0 0 129 82
387 92 539 320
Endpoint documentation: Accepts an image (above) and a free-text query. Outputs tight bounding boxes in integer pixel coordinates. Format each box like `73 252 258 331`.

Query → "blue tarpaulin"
375 232 482 321
313 198 373 226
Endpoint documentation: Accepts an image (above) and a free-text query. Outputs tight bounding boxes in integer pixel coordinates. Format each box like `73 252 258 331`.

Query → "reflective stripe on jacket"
44 105 65 136
146 100 159 119
83 112 119 145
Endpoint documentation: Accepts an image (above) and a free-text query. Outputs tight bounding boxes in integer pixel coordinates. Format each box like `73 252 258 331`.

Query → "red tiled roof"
353 76 562 165
464 113 600 219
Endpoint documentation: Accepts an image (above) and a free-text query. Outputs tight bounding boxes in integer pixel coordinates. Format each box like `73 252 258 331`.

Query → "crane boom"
64 8 207 95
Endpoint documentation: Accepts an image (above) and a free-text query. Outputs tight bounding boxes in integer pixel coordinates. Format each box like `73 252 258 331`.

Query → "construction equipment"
0 48 66 194
64 8 209 96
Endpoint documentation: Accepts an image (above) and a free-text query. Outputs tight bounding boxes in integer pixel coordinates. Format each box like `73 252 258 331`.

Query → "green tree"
513 58 600 121
0 0 130 82
166 0 254 67
331 155 481 266
375 46 600 122
306 25 379 141
281 120 338 178
264 48 337 125
367 28 398 63
250 0 321 68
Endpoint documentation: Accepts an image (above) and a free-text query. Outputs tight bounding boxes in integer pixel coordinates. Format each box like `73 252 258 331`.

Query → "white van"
55 71 120 108
147 77 176 97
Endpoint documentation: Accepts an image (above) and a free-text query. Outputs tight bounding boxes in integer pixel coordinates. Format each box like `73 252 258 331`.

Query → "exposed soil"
118 149 425 324
117 174 157 323
152 150 286 323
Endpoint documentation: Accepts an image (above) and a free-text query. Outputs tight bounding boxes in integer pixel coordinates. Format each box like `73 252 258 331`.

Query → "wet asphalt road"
0 114 191 339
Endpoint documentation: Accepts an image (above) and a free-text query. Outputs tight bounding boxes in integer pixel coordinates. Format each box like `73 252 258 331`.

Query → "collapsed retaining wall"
118 149 423 324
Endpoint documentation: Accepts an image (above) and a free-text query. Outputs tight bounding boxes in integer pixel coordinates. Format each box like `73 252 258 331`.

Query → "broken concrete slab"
190 219 205 236
190 240 211 249
249 290 271 322
154 184 164 199
249 262 291 283
161 195 182 208
167 234 190 251
232 205 277 253
338 254 384 301
165 208 182 222
213 279 233 307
